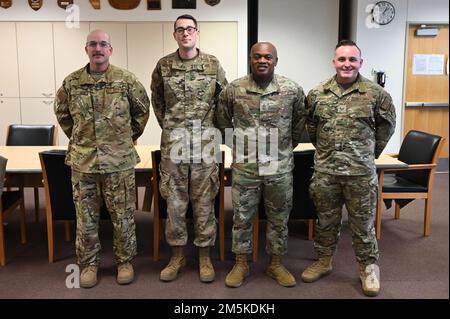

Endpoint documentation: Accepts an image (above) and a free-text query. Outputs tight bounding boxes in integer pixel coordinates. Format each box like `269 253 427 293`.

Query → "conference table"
0 144 407 212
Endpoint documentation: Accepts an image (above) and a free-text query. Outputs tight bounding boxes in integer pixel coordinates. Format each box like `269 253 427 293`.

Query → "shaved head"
249 42 278 86
85 29 113 72
87 29 111 44
250 42 277 59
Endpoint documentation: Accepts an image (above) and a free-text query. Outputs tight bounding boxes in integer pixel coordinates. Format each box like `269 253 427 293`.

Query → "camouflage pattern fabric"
306 74 395 266
72 168 137 266
159 159 218 247
215 74 306 176
215 74 305 255
309 172 379 265
231 169 293 255
151 50 227 160
55 64 150 173
306 74 396 176
151 50 227 247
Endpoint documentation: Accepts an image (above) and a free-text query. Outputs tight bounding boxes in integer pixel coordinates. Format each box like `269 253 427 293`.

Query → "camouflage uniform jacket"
306 74 396 176
215 74 306 176
151 50 227 159
55 64 150 173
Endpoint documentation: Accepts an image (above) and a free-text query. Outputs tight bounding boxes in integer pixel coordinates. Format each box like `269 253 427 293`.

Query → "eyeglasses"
174 26 197 35
86 41 111 48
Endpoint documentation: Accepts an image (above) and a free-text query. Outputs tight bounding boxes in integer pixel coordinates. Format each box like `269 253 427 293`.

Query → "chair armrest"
379 163 437 173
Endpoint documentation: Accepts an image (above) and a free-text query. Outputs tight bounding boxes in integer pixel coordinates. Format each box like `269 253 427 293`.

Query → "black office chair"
39 150 109 263
252 150 317 262
151 150 225 261
6 124 57 223
0 155 27 266
375 130 445 239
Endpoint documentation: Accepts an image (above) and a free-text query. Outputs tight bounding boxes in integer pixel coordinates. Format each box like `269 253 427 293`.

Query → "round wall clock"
372 1 395 25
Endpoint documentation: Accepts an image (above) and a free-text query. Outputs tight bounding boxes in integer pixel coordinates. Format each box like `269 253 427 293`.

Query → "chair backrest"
0 155 7 198
6 124 56 146
259 150 317 220
39 150 109 220
397 130 443 187
152 150 224 219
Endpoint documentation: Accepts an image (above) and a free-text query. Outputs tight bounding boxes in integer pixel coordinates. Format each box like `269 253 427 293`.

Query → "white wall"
353 0 448 153
354 0 408 154
259 0 340 93
407 0 449 23
0 0 248 78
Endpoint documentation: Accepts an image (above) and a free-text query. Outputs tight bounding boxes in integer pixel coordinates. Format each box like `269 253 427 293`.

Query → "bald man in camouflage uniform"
215 42 306 288
151 15 227 283
301 40 396 297
55 30 150 288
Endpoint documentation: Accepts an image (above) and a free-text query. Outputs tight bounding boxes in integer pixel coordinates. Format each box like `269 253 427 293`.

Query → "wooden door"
404 24 449 157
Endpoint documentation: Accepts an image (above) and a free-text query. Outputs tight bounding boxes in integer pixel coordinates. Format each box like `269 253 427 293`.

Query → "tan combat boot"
160 246 186 282
301 256 333 283
225 254 249 288
265 255 296 287
359 264 380 297
80 265 98 288
199 247 215 283
117 262 134 285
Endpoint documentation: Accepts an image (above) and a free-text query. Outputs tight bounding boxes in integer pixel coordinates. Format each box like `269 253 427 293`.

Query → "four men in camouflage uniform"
301 40 396 296
52 27 395 296
215 42 306 288
151 15 227 283
54 30 150 288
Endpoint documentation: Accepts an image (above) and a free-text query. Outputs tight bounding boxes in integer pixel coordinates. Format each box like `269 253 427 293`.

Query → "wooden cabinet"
198 22 238 82
163 23 178 56
0 23 20 98
20 98 57 125
16 23 55 98
0 98 21 145
127 23 164 145
53 22 90 89
2 21 239 146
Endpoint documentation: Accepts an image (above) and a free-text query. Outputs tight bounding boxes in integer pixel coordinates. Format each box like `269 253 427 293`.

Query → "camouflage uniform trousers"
71 168 137 266
159 159 219 247
231 168 293 255
309 171 379 266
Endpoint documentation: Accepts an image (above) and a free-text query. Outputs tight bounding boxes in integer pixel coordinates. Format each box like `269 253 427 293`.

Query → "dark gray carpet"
437 158 449 172
0 173 448 300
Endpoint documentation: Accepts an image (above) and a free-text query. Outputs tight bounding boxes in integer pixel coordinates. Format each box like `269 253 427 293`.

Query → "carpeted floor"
0 173 448 300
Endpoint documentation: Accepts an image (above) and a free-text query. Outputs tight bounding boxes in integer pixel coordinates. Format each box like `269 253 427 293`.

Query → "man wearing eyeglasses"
54 30 150 288
151 14 227 283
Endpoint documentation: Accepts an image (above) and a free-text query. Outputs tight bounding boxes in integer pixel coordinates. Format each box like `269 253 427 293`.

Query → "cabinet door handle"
42 93 54 97
42 100 53 105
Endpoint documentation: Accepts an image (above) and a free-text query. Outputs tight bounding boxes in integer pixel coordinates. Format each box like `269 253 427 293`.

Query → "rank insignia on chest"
337 105 347 113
